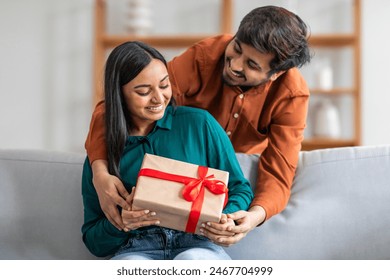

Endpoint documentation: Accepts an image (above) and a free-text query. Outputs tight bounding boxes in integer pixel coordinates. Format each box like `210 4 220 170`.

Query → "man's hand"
92 160 131 230
200 206 266 246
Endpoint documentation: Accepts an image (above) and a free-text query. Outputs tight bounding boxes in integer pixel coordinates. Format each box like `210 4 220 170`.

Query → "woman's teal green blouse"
81 106 253 257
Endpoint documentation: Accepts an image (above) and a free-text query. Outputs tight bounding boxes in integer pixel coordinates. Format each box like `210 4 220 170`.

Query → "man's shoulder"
194 34 233 57
197 34 233 47
277 68 310 97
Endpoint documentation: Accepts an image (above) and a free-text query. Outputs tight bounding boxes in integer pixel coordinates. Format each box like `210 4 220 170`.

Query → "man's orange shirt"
85 34 309 220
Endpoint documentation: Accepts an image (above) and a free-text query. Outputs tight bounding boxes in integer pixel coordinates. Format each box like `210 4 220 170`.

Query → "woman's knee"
111 253 153 260
174 248 231 260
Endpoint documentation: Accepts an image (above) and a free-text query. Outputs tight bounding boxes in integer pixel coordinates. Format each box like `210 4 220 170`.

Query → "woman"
81 41 253 260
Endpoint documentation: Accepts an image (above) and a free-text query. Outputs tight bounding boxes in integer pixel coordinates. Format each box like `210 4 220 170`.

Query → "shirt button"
239 94 244 99
226 131 232 136
233 113 239 119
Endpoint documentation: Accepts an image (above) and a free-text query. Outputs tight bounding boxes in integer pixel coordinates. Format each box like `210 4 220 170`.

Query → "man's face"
222 38 276 88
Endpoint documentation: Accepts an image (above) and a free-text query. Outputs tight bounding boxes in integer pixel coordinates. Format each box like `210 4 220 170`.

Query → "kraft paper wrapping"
132 153 229 235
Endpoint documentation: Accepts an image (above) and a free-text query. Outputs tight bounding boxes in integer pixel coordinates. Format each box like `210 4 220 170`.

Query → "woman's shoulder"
171 106 218 126
173 106 211 118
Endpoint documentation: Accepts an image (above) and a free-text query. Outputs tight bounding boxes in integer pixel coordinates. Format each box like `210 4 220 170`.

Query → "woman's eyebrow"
133 74 169 89
160 75 169 82
134 84 150 89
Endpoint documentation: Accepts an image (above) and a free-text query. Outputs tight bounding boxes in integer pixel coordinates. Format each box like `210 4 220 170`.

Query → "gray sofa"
1 145 390 260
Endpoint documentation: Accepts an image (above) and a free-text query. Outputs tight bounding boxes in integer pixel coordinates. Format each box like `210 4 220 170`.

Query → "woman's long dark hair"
104 41 170 178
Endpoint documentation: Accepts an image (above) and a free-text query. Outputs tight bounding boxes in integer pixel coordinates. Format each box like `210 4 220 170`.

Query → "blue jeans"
111 226 231 260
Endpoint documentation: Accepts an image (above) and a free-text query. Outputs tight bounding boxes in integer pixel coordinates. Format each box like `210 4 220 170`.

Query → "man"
85 6 311 246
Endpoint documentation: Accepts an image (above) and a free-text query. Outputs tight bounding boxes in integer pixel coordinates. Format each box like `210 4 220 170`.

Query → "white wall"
0 0 48 150
0 0 389 153
361 0 390 145
0 0 93 153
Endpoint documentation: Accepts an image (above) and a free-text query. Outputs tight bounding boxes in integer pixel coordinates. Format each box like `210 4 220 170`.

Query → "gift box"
132 153 229 234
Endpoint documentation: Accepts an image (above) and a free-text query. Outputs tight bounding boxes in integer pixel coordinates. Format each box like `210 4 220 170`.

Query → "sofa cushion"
226 145 390 259
0 149 94 259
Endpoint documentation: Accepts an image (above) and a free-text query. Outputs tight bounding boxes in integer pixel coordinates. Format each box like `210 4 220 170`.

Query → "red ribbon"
137 165 228 233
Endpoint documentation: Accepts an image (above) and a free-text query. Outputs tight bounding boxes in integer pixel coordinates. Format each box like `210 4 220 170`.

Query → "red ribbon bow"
138 165 228 233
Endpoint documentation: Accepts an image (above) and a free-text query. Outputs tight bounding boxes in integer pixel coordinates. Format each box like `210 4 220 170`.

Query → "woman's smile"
145 104 164 112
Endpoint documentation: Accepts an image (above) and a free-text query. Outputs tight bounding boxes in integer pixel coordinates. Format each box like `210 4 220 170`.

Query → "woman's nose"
151 90 164 104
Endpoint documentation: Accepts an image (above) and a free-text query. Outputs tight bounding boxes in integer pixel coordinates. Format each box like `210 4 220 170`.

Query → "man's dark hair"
236 6 311 76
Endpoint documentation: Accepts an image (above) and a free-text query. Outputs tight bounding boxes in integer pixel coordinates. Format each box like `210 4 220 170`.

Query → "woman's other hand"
199 206 266 246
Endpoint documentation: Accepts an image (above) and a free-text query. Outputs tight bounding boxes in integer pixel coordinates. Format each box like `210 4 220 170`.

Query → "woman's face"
122 59 172 134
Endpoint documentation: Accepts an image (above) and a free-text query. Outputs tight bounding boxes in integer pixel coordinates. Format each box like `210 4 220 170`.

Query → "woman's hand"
92 160 132 230
121 187 160 232
199 214 235 246
199 206 266 246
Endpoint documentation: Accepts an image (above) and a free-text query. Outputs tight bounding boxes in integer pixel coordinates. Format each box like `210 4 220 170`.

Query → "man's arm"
250 94 308 219
203 94 309 245
85 101 107 163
